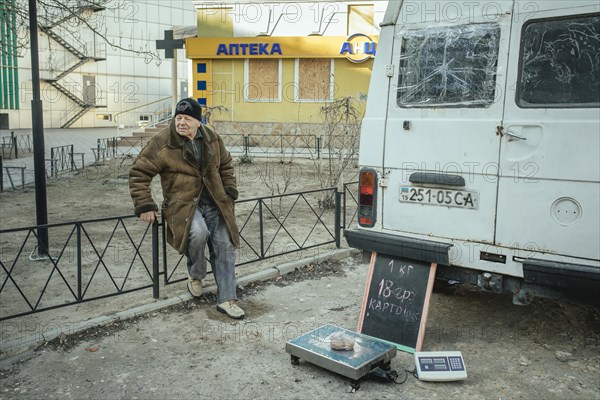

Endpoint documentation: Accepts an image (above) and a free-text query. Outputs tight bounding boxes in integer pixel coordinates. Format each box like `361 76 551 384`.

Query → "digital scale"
285 324 397 389
414 351 467 381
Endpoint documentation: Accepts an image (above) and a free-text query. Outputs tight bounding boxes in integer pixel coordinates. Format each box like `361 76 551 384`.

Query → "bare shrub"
202 105 230 127
314 96 362 209
257 158 295 218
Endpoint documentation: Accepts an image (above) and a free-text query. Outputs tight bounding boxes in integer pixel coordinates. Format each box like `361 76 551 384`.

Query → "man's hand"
139 211 160 223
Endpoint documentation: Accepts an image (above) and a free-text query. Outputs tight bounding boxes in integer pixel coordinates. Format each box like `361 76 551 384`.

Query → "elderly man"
129 98 244 319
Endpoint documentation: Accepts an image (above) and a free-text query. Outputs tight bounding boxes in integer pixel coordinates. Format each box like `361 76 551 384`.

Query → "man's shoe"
187 278 203 298
217 300 245 319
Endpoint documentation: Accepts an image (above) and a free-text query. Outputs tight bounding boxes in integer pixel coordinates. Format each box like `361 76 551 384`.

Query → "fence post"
342 183 347 230
0 155 3 192
259 199 265 259
162 219 168 285
50 147 55 177
243 135 249 157
280 134 283 156
316 136 321 159
97 139 101 162
69 144 75 171
335 190 342 248
77 223 82 301
152 221 160 299
11 132 17 158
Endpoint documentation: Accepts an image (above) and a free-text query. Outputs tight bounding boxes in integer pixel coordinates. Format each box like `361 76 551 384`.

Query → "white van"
345 0 600 304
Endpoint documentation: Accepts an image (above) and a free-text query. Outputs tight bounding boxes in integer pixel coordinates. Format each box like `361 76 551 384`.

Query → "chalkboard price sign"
357 252 437 353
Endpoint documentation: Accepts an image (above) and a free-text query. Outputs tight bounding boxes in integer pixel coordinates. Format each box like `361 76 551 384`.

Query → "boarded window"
518 14 600 107
246 59 280 101
297 58 332 101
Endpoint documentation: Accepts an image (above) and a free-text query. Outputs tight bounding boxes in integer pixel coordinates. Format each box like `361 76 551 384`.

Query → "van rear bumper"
523 259 600 291
344 229 452 265
345 229 600 303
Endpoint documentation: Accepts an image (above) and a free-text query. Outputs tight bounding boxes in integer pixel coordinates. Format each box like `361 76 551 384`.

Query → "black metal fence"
0 133 355 192
0 186 359 321
1 141 88 192
343 181 359 230
94 138 117 162
100 134 358 160
0 156 26 191
48 145 86 177
94 137 152 163
0 216 157 321
0 133 32 191
1 132 32 159
238 134 318 158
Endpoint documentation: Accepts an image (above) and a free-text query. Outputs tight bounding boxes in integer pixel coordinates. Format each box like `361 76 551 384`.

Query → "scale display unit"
414 351 467 381
285 324 397 388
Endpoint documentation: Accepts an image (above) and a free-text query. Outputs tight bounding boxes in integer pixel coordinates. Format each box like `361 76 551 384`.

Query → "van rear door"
381 1 513 243
496 2 600 260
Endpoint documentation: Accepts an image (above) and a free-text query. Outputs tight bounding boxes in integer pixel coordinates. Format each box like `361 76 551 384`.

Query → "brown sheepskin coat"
129 120 239 253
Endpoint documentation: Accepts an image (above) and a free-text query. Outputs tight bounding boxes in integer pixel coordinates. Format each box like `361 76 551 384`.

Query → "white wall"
10 0 196 129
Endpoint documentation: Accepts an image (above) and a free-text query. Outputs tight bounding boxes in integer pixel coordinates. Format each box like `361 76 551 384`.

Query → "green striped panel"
1 0 19 110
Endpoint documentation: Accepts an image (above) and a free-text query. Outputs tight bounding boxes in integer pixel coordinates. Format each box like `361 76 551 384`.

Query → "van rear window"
518 14 600 108
397 24 500 108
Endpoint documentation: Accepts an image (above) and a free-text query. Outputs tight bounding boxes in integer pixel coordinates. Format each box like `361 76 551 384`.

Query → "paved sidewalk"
0 248 356 364
1 250 401 400
0 128 133 190
2 249 599 399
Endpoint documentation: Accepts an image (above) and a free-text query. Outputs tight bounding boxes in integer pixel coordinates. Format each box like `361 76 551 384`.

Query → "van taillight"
358 169 377 227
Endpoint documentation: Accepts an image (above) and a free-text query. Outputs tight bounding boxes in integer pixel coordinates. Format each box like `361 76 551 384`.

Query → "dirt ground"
1 157 599 399
0 254 599 399
0 155 349 228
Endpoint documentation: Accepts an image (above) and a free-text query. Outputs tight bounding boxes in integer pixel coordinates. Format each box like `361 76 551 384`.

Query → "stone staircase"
116 123 170 147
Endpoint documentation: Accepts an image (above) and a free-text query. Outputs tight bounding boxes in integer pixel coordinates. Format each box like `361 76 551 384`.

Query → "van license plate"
399 187 479 210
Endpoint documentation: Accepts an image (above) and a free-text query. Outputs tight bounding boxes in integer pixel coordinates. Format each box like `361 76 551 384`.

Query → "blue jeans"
186 204 237 303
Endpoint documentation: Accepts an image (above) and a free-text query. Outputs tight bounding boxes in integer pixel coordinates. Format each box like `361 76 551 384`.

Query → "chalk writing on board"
367 297 420 319
358 253 437 352
388 258 413 276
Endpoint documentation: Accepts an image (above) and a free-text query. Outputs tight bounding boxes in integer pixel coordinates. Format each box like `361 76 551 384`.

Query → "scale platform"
285 324 397 387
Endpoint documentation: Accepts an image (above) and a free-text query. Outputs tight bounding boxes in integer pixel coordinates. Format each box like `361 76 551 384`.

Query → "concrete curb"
0 248 357 366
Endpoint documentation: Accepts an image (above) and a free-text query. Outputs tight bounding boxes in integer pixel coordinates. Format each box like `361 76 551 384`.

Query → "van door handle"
409 172 465 187
506 131 527 141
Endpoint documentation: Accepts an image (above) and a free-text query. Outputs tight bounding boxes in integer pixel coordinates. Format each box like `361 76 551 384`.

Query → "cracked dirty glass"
519 14 600 107
397 24 501 108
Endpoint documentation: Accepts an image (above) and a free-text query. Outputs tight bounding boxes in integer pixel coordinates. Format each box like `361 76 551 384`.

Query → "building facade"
1 1 387 132
0 0 196 130
188 1 387 133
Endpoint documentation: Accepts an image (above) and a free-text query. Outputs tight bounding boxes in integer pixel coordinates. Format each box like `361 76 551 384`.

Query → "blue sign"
216 43 283 56
340 33 377 63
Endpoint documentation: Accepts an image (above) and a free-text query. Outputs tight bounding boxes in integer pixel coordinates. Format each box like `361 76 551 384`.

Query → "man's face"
175 114 201 138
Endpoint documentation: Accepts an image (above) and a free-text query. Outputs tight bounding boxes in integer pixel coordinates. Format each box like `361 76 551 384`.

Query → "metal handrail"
114 96 173 127
0 214 139 234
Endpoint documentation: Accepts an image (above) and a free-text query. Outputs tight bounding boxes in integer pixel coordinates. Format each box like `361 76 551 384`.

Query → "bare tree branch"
1 0 161 64
313 96 363 208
